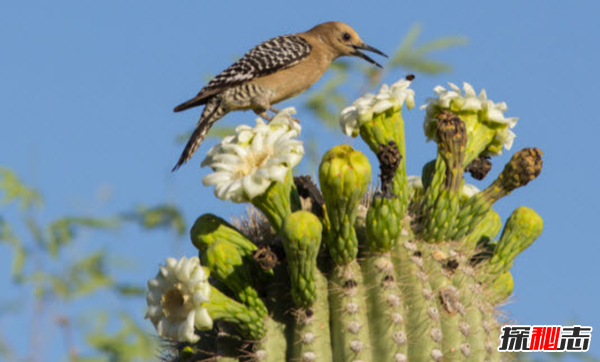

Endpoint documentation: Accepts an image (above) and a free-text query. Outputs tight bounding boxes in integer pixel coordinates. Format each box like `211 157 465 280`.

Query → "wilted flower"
421 82 518 155
202 108 304 203
340 78 415 137
145 256 212 343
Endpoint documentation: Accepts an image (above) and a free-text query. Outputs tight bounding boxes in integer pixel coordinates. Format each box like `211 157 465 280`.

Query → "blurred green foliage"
0 167 184 361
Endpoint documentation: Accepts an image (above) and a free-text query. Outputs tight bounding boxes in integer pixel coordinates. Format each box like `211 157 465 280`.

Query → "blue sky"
1 0 599 359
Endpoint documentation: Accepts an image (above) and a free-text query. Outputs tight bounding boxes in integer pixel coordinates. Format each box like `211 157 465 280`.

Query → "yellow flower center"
161 283 190 321
234 146 272 178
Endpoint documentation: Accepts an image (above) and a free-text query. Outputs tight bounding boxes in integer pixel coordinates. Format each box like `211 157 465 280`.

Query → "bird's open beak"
351 44 388 68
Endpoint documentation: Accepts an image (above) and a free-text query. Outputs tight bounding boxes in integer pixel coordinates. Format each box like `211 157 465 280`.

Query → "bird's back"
174 35 312 112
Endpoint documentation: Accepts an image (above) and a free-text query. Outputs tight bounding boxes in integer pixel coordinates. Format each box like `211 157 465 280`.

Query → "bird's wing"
177 35 312 109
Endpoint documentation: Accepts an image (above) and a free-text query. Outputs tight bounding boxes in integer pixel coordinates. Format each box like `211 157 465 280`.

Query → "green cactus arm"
281 211 323 307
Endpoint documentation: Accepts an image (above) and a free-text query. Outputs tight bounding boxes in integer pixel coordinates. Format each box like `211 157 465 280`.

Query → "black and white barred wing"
174 35 312 112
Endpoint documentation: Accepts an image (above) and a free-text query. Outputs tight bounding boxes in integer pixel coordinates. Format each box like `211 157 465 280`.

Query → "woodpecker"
172 21 387 171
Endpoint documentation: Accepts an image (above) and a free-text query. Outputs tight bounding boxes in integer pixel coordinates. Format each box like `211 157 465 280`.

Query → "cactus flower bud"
487 206 543 277
480 148 543 202
319 145 371 265
281 211 323 307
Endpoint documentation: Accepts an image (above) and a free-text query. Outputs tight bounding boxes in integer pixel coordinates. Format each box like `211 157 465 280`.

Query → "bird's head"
307 21 387 68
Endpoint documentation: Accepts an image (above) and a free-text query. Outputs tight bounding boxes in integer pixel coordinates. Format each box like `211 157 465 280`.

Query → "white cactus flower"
202 107 304 203
421 82 518 154
407 175 424 190
461 183 481 198
145 256 212 343
340 78 415 137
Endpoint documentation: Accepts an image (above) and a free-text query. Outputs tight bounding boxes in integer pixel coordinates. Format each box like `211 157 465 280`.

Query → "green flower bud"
452 148 543 240
488 206 543 276
366 195 401 252
190 214 256 253
319 145 371 265
464 210 502 249
480 148 543 202
202 240 268 317
281 211 323 307
205 286 266 340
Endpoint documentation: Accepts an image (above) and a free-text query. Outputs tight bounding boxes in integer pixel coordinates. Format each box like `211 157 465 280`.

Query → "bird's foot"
254 109 273 122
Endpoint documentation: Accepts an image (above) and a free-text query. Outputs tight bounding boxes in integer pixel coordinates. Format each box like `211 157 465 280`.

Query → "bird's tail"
173 95 207 113
172 98 227 171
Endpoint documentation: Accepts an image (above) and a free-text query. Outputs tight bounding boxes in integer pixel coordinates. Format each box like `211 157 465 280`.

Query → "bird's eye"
342 32 351 41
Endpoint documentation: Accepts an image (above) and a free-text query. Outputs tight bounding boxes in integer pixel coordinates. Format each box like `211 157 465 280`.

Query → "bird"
172 21 387 171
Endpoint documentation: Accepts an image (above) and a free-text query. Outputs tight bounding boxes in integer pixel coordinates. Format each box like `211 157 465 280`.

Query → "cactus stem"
252 171 299 232
329 262 372 362
362 253 407 361
291 270 333 362
392 227 443 362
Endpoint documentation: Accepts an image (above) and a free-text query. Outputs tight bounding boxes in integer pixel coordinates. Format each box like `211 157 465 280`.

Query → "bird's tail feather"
172 98 226 171
173 95 207 113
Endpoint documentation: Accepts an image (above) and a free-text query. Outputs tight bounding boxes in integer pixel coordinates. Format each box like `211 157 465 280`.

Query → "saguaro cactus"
146 79 543 362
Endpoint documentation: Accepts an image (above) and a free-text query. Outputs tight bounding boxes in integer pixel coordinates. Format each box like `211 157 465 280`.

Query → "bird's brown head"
307 21 387 68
